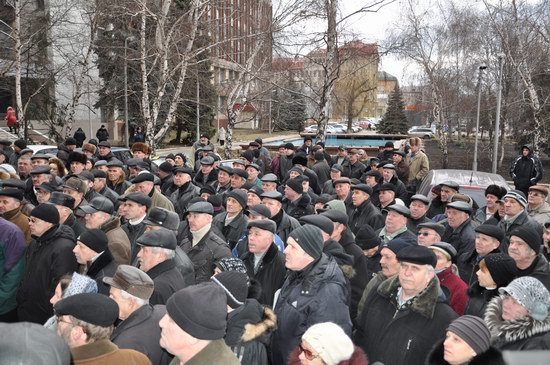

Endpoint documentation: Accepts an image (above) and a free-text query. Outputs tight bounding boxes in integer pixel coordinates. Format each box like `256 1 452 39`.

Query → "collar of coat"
3 205 23 221
86 250 114 277
71 339 119 361
485 294 550 343
377 274 442 319
100 216 122 233
146 258 177 279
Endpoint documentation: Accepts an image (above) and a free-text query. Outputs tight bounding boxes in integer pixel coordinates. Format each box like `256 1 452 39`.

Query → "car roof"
423 169 509 187
27 145 58 152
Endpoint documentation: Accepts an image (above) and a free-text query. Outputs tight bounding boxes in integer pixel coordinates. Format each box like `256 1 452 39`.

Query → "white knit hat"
302 322 354 365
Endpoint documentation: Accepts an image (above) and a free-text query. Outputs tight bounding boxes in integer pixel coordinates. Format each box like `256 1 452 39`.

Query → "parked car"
31 145 133 163
28 145 58 155
329 124 346 133
417 169 511 207
408 126 435 139
303 125 318 133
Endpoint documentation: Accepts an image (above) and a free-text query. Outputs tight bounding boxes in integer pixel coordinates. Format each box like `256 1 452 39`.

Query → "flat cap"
125 158 139 167
529 184 549 197
80 196 114 215
63 177 86 193
54 293 118 326
92 169 107 179
78 171 94 182
173 166 194 176
261 190 283 202
30 153 49 161
365 170 382 179
378 182 396 192
429 241 457 260
218 165 234 175
261 173 279 183
247 219 276 234
1 178 26 190
446 201 472 214
131 173 155 184
0 188 23 201
143 207 180 231
333 177 351 185
392 151 406 157
103 265 154 300
106 160 124 168
248 203 271 219
299 214 334 235
440 181 460 191
331 164 343 173
397 245 437 268
136 228 177 250
185 201 214 216
351 184 373 195
37 181 61 193
382 163 395 170
121 192 152 208
321 209 348 226
417 222 445 238
48 192 75 209
232 168 248 180
200 156 215 165
387 204 411 218
410 194 430 205
30 166 51 175
246 163 261 171
475 224 505 242
94 160 107 167
98 141 111 148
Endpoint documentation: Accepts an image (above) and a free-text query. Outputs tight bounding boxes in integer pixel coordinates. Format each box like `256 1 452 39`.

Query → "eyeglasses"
417 232 434 236
299 343 319 360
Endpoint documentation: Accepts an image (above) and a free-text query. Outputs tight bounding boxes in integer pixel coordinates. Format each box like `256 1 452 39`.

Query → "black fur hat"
68 152 87 165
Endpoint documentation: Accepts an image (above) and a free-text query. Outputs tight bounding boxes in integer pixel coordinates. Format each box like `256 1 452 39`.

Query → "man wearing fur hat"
473 184 507 225
69 151 87 175
271 224 352 365
354 245 457 365
131 142 158 174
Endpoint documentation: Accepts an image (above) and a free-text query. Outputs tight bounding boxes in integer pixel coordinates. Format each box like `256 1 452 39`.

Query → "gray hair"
151 246 176 260
120 289 149 307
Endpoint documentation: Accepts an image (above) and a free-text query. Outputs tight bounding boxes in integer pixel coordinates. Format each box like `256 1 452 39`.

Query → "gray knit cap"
289 224 324 260
447 315 491 355
499 276 550 321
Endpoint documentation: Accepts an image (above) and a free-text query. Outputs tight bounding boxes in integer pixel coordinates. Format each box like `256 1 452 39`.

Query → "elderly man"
507 226 550 289
349 183 385 235
311 150 331 186
136 229 186 305
260 173 278 192
377 204 416 244
392 151 409 184
54 293 151 364
282 176 314 219
331 145 351 176
159 283 240 364
68 152 87 175
49 192 85 239
527 184 550 225
133 173 175 211
407 194 431 234
239 219 286 306
63 176 88 224
17 204 78 324
73 229 118 295
333 177 354 216
497 190 542 248
441 201 477 259
170 167 200 219
105 265 171 365
210 165 231 195
377 182 397 212
0 188 31 244
271 224 352 365
179 201 231 283
472 184 507 224
97 141 117 162
381 163 408 202
354 245 457 365
82 196 131 265
428 181 459 218
321 164 342 195
457 224 504 284
261 191 300 244
193 156 218 188
417 222 445 246
212 189 248 249
348 149 366 180
17 155 32 180
26 166 52 205
91 169 119 205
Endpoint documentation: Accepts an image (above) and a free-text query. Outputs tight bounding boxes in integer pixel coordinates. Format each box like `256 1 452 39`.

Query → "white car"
408 127 435 139
329 124 346 133
303 125 318 133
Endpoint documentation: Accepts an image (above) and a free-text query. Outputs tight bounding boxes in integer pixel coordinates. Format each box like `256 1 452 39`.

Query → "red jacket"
5 108 16 126
438 267 468 315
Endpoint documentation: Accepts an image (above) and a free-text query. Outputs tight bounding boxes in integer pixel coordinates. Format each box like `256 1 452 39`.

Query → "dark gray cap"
94 160 107 167
429 241 457 260
120 192 152 208
300 214 334 235
185 201 214 216
80 196 114 215
143 207 180 231
351 184 373 195
106 160 124 168
30 153 50 161
261 190 283 202
446 201 472 214
410 194 430 205
248 203 271 218
417 222 445 237
136 228 177 250
387 204 411 218
49 192 75 209
260 173 278 183
30 166 51 175
321 209 348 225
200 156 215 165
331 164 343 173
440 181 460 191
247 219 276 234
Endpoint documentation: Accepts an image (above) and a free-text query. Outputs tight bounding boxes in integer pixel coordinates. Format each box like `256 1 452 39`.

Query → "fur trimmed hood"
377 274 442 319
485 294 550 344
225 299 277 347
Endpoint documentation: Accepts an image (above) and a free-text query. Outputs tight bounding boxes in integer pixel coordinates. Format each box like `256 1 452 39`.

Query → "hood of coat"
225 299 276 346
521 144 533 156
485 294 550 344
377 274 442 319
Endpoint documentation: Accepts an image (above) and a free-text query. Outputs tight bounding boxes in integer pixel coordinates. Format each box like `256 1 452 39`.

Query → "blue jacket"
0 218 26 315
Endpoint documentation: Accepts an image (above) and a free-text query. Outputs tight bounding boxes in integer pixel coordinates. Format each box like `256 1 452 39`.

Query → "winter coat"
179 226 231 283
288 345 369 365
407 215 432 235
458 247 501 286
121 221 146 263
339 230 370 319
100 217 132 265
98 151 117 163
395 159 410 184
442 218 476 260
510 144 543 194
170 182 200 219
108 179 132 197
98 185 120 206
332 155 351 177
528 201 550 226
56 144 72 170
321 179 336 195
111 304 172 365
437 267 468 315
193 169 218 189
387 175 409 203
271 254 352 365
497 210 542 250
406 149 429 186
282 193 315 220
426 339 506 365
349 161 366 180
212 211 248 250
464 282 500 318
173 246 196 288
71 339 152 365
160 174 175 197
169 339 240 365
349 199 385 235
85 249 118 295
16 224 78 324
356 271 388 319
3 206 31 245
312 159 331 186
73 129 86 147
485 294 550 350
0 218 26 315
516 254 550 290
63 212 86 240
427 197 446 219
150 188 175 212
354 275 457 365
96 127 110 142
240 243 286 307
278 154 294 181
272 209 301 245
146 259 187 305
225 300 276 365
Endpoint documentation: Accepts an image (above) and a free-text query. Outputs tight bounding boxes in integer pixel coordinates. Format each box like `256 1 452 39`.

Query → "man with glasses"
527 184 550 225
416 222 445 246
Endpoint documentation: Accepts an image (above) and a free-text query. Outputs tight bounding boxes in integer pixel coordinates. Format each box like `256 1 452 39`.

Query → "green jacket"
169 339 240 365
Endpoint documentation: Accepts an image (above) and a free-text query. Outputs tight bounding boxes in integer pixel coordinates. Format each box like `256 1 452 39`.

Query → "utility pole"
492 54 505 174
473 65 486 171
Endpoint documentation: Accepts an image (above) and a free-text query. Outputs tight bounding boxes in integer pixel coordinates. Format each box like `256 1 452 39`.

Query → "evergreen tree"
378 84 409 134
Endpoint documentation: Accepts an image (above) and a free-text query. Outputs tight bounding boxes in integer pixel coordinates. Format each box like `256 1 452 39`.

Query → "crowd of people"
0 132 549 365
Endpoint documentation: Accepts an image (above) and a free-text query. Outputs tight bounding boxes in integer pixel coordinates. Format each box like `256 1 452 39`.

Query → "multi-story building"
376 71 398 117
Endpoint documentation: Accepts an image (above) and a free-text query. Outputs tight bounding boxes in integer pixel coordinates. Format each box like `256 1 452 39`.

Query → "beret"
54 293 118 326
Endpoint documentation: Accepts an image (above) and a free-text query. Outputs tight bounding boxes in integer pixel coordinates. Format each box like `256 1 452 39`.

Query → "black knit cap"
396 245 437 268
166 283 227 340
509 226 542 253
447 315 491 355
286 177 304 194
227 189 247 210
482 253 518 287
158 162 173 173
30 204 60 225
54 293 118 327
77 229 109 253
211 271 249 309
289 224 324 260
355 225 380 250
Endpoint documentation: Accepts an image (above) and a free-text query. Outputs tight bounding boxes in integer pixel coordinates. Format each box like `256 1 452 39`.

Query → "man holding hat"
136 229 186 305
507 226 550 289
0 188 31 244
212 189 249 249
17 204 78 324
106 265 171 365
527 184 550 225
169 167 200 219
441 200 477 259
354 245 457 365
73 229 118 295
159 283 239 364
50 192 86 239
180 201 231 283
82 196 131 265
133 172 175 212
271 224 352 365
54 293 151 364
457 223 504 284
349 183 385 235
497 189 542 248
239 219 286 306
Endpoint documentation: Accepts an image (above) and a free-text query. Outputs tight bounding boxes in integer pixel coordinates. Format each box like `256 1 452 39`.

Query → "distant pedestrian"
218 127 226 146
5 106 18 134
510 144 543 197
96 125 109 142
73 128 86 147
133 127 145 143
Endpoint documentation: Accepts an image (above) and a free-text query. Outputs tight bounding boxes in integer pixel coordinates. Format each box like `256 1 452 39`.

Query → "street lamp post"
473 65 487 171
492 54 505 174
